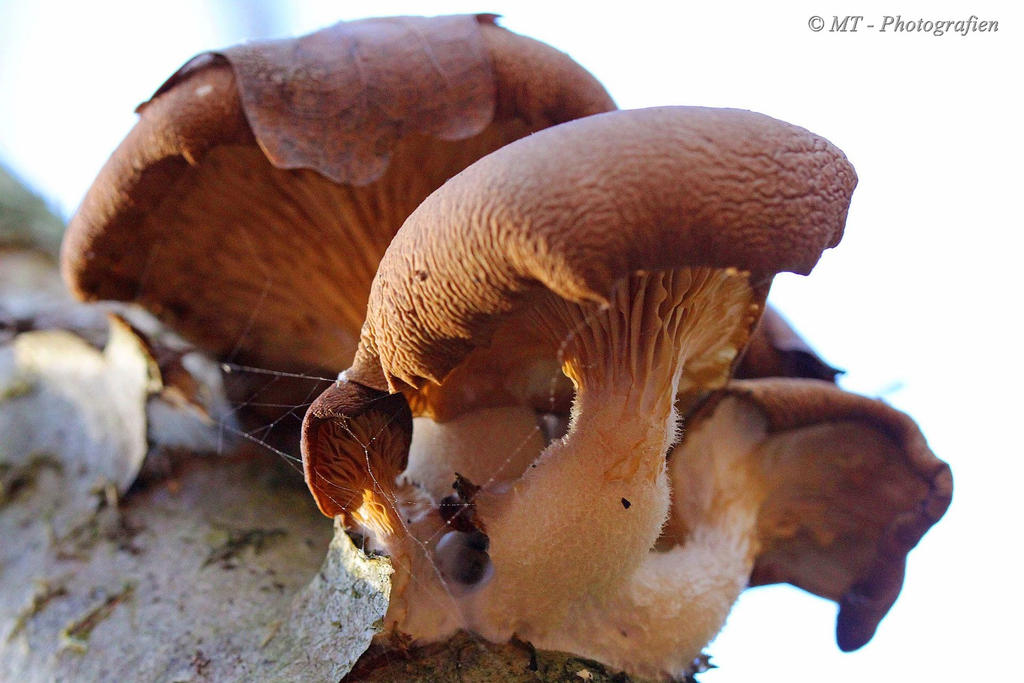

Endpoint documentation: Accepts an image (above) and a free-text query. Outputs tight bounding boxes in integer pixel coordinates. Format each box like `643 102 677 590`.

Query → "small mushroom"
302 106 865 674
61 14 613 378
736 305 843 382
665 378 952 654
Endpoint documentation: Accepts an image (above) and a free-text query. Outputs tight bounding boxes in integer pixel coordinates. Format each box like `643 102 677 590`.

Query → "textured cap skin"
156 15 496 186
350 106 857 392
698 378 952 652
145 15 614 186
60 15 614 374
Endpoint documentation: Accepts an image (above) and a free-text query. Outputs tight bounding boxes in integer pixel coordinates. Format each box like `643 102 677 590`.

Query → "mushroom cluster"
62 14 951 680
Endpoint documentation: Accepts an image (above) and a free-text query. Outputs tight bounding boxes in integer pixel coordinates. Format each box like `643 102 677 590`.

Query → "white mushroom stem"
375 484 466 640
530 397 769 677
463 268 755 641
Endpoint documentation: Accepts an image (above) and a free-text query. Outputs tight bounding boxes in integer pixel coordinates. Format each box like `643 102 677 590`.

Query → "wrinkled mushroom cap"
61 14 614 374
670 378 952 651
347 106 856 395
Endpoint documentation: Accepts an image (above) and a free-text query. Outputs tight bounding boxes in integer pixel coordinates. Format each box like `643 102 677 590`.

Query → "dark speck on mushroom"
621 498 631 509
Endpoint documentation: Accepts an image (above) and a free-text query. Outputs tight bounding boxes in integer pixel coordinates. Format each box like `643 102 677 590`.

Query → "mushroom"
60 14 614 383
301 106 893 676
582 375 953 676
736 305 843 382
662 378 952 655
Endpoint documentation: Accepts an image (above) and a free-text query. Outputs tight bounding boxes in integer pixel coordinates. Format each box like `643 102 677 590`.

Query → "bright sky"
1 1 1020 680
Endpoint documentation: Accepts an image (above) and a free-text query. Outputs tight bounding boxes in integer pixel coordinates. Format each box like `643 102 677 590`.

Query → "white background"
1 1 1020 679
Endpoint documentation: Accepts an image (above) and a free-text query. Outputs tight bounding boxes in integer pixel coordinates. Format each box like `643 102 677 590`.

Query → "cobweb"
131 258 745 680
185 275 610 649
212 346 572 616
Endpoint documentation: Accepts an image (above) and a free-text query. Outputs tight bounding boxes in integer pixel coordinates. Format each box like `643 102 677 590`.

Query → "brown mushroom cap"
736 305 843 382
671 378 952 652
347 106 857 394
61 14 614 375
301 379 412 520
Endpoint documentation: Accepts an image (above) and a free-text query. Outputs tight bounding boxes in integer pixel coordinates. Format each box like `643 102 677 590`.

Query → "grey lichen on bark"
0 440 388 682
0 314 389 681
262 520 392 681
